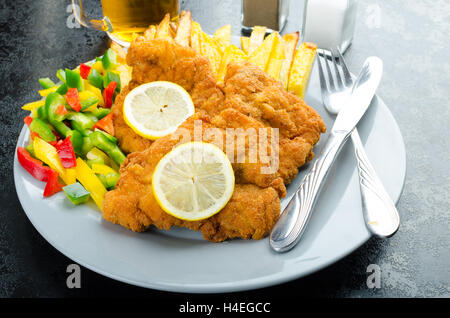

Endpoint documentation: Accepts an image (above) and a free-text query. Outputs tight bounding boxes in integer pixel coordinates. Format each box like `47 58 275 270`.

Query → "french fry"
265 33 285 81
144 25 157 40
200 31 222 75
288 42 317 98
248 31 277 71
280 32 299 89
248 26 266 55
217 45 247 82
169 22 177 38
175 11 192 47
190 21 202 53
213 24 231 52
155 13 172 40
110 41 127 63
241 36 250 54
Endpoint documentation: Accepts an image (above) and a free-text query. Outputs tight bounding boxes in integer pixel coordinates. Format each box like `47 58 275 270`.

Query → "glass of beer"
71 0 180 46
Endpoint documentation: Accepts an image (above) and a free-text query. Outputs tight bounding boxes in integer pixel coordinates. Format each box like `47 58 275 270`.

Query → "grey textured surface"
0 0 448 298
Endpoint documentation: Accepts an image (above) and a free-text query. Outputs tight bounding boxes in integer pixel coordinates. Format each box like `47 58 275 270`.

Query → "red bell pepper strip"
65 88 81 112
55 104 68 116
30 131 41 140
92 113 114 136
24 116 33 127
17 147 53 182
55 136 77 168
102 81 117 109
43 169 64 197
79 63 91 80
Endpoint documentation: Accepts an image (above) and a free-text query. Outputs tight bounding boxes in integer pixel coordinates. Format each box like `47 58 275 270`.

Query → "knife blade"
269 57 383 252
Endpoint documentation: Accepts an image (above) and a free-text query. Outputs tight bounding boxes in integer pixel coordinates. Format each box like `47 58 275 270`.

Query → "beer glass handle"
71 0 113 32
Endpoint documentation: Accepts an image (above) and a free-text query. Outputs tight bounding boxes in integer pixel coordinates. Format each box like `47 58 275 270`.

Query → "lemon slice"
123 81 195 140
152 142 235 221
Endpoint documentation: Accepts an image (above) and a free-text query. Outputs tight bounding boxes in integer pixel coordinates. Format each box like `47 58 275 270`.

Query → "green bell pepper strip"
56 69 66 83
45 93 84 155
29 118 56 142
89 131 125 165
62 182 91 205
65 69 83 91
95 172 119 189
87 158 105 168
94 128 117 144
81 136 94 157
85 107 111 120
102 49 118 71
36 105 48 120
25 143 36 158
67 112 97 131
38 78 56 89
103 71 121 92
80 96 99 111
87 69 103 89
56 83 68 95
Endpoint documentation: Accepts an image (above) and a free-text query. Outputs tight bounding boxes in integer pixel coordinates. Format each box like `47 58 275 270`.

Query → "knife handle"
270 132 349 252
351 129 400 237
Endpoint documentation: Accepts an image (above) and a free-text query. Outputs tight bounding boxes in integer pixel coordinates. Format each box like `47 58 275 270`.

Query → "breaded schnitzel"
103 115 280 241
104 37 326 242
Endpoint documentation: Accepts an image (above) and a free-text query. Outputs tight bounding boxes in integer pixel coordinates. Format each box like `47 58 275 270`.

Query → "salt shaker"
241 0 290 33
302 0 358 53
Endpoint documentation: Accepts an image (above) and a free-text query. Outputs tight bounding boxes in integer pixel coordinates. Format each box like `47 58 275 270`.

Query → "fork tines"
317 48 353 93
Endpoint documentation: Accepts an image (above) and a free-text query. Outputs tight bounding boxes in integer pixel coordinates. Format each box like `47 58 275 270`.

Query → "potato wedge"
265 33 285 81
248 31 277 71
217 45 248 82
144 25 157 40
190 21 202 53
280 32 299 89
288 42 317 98
201 31 222 75
213 24 231 52
241 36 250 54
248 26 266 55
175 11 192 47
155 13 172 40
110 41 127 63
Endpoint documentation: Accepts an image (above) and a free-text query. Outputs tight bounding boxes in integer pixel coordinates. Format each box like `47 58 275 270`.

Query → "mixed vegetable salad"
18 46 130 210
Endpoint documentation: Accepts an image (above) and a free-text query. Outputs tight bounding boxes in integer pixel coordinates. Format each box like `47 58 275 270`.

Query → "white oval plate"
14 59 405 294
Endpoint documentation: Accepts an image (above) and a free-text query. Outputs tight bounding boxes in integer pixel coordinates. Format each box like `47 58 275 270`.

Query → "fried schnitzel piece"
112 38 224 154
103 116 280 241
223 61 326 142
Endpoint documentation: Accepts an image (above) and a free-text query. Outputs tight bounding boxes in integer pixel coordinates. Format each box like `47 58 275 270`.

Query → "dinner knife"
270 56 383 252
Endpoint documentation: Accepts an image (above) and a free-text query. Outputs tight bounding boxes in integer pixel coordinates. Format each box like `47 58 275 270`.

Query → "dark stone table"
0 0 448 298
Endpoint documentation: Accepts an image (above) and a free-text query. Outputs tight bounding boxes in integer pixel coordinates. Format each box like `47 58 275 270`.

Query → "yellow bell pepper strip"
33 137 76 185
38 86 59 97
91 163 117 175
22 99 45 111
75 158 107 209
78 91 99 111
84 81 104 107
91 61 104 75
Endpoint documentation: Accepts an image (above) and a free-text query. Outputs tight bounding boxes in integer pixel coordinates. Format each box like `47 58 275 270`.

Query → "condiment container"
302 0 358 52
241 0 290 33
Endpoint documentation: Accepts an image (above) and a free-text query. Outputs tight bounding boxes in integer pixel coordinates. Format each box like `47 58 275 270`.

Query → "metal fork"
316 48 400 237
